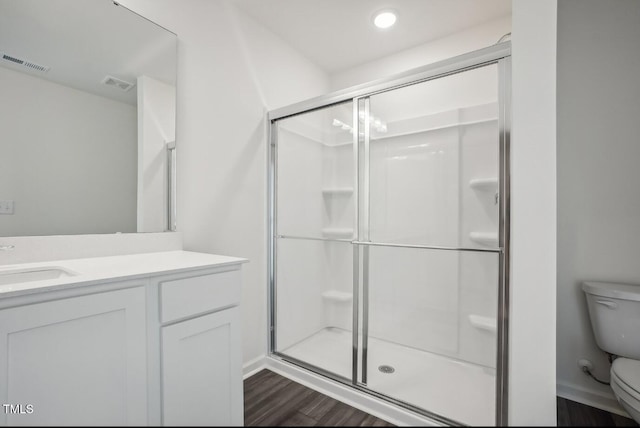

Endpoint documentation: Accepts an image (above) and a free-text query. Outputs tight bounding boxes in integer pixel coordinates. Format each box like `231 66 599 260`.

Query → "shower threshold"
281 327 496 426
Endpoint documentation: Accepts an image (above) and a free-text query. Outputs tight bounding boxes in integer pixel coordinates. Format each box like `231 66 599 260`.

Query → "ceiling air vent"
101 75 135 92
0 52 50 73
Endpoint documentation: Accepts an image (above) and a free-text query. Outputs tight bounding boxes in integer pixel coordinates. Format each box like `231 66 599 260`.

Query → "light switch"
0 200 14 215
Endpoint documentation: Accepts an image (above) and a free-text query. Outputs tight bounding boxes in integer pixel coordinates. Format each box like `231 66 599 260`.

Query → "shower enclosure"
267 43 511 426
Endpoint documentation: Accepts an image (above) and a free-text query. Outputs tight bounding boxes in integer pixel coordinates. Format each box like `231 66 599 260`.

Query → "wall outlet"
0 200 14 215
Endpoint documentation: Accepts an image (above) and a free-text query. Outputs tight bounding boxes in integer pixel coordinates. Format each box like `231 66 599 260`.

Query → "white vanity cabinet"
0 283 148 426
0 251 246 427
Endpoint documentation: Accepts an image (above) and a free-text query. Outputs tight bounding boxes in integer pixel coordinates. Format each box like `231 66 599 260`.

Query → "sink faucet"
0 245 15 251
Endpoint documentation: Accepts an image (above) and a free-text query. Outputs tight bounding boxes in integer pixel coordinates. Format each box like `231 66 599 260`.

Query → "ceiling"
0 0 176 105
233 0 511 73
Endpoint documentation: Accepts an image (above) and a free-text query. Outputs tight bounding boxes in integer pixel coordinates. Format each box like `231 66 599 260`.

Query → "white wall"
0 232 182 265
137 75 176 232
0 66 137 237
118 0 330 367
556 0 640 414
329 16 511 91
509 0 557 425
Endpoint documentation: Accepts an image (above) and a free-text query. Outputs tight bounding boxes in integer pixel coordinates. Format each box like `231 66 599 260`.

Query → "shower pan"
267 43 511 426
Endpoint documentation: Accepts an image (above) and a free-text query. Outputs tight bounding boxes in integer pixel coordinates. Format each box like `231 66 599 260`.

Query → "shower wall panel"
368 247 460 354
276 122 326 351
369 128 460 245
366 65 499 368
276 124 325 239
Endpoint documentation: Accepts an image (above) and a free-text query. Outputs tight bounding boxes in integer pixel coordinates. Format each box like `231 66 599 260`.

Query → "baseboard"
264 356 445 427
557 380 630 418
242 355 266 379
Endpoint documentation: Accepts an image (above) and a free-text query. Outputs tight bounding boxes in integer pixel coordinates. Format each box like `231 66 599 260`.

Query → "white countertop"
0 250 248 299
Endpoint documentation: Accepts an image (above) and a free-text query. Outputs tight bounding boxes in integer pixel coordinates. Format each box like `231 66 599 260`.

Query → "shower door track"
267 42 511 427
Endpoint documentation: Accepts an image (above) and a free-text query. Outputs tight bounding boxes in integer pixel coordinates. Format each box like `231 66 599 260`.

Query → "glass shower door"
269 48 511 426
273 101 356 381
357 64 502 426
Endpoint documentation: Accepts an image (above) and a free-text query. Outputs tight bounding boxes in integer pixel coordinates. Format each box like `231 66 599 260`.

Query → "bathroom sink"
0 267 77 286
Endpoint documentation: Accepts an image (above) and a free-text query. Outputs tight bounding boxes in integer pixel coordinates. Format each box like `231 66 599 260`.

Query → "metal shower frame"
266 42 511 426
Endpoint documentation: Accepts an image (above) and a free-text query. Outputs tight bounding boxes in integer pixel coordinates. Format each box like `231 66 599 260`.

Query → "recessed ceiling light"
373 10 397 29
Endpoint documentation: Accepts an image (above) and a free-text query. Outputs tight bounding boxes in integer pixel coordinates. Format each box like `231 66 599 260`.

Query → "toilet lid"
583 281 640 301
612 358 640 394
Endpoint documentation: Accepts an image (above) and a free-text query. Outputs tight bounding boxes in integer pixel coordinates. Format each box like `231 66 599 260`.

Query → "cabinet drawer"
160 269 241 323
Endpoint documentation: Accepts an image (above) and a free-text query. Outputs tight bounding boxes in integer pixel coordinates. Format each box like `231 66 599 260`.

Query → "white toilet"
583 281 640 422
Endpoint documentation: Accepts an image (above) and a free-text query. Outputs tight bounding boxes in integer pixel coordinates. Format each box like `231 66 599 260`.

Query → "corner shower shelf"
469 177 498 191
321 228 354 238
469 232 498 247
322 187 354 196
321 290 353 303
468 314 497 334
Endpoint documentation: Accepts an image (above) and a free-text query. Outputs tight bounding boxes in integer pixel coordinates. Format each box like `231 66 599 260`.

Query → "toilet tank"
583 281 640 359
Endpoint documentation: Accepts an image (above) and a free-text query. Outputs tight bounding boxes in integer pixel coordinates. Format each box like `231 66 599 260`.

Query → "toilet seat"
612 358 640 396
610 358 640 421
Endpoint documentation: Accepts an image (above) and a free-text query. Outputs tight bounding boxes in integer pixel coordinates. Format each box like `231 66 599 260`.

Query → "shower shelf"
321 290 353 303
469 232 498 246
469 178 498 190
321 228 354 238
322 187 354 196
468 314 497 334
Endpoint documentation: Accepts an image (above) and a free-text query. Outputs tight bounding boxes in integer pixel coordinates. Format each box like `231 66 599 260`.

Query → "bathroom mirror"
0 0 177 237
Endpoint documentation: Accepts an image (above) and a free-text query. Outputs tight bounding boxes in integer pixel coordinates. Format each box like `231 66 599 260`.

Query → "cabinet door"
162 307 243 426
0 286 148 426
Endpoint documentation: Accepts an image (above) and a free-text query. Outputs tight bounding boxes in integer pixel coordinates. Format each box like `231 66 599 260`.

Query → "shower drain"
378 365 395 374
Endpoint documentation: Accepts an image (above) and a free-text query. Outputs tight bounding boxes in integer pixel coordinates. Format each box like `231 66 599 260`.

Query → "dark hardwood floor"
244 369 394 427
558 397 638 427
245 370 639 427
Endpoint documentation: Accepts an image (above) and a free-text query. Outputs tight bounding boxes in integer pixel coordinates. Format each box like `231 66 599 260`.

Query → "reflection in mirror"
0 0 177 237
